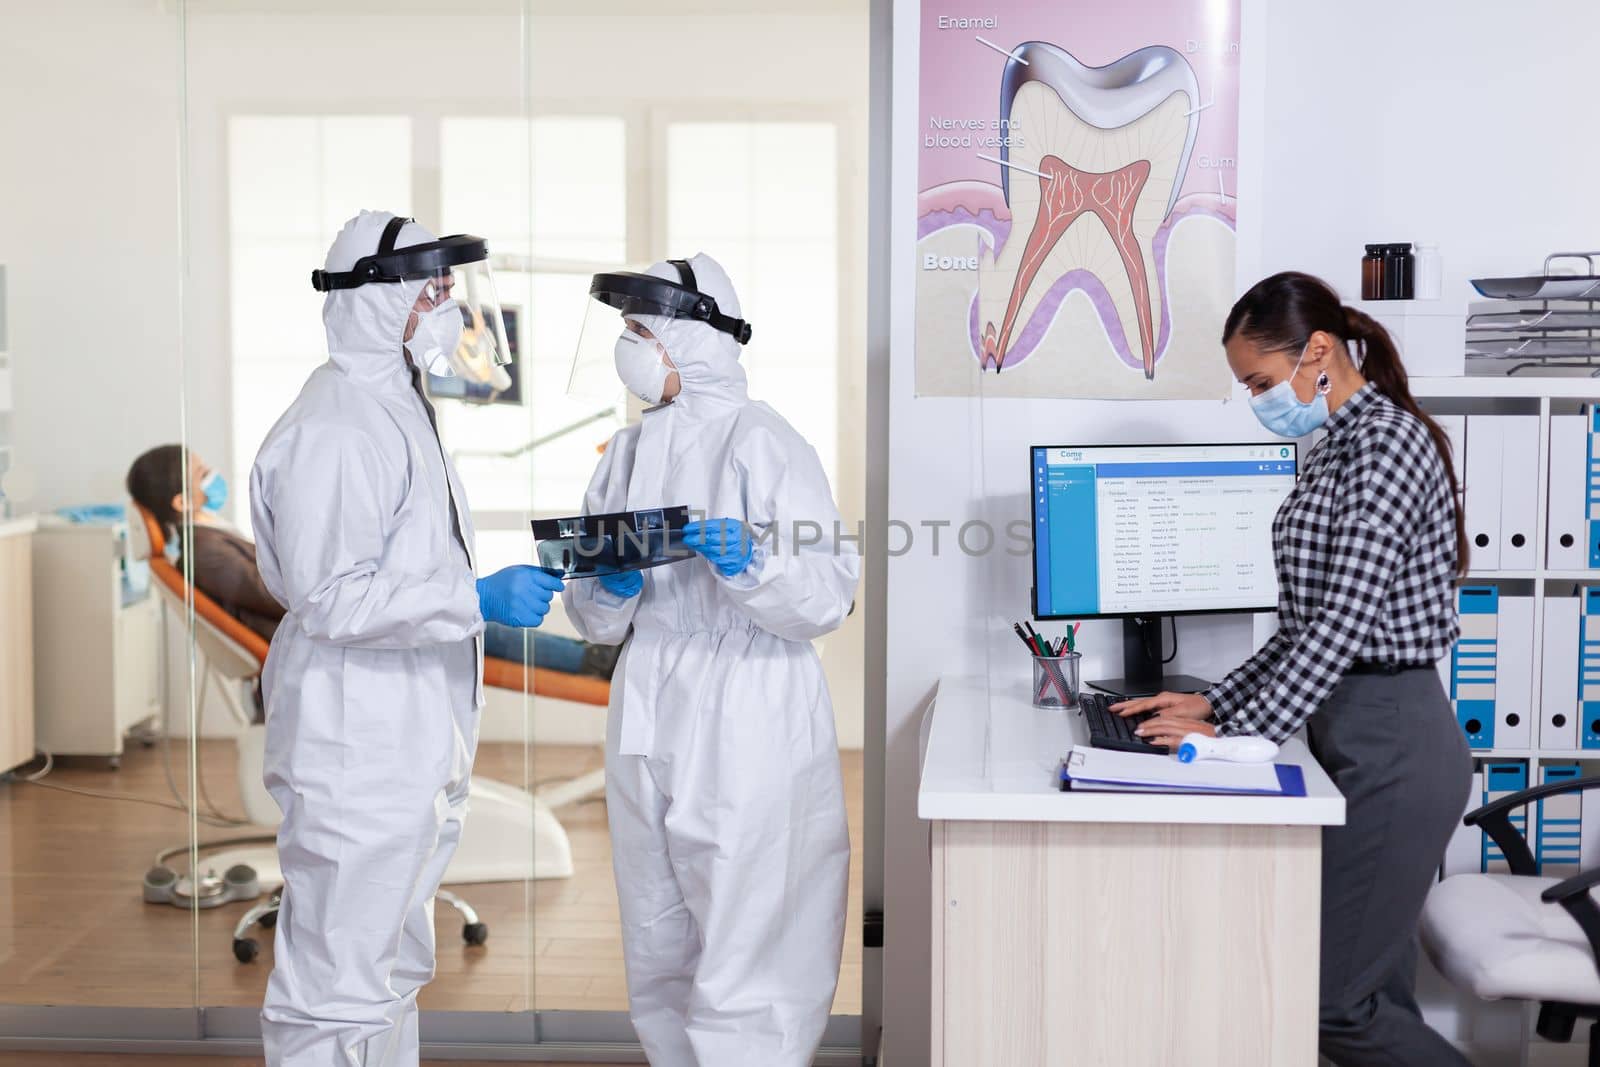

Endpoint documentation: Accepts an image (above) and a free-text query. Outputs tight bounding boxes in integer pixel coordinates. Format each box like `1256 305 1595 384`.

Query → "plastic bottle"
1177 733 1281 764
1361 245 1386 301
1413 242 1441 300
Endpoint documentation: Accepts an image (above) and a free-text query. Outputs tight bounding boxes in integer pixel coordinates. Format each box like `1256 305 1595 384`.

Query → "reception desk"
919 676 1345 1067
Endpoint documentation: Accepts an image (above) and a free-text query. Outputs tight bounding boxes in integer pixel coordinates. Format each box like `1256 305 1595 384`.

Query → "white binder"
1542 595 1581 752
1441 769 1485 878
1497 416 1539 570
1435 413 1466 488
1463 415 1504 571
1548 413 1589 570
1495 596 1535 749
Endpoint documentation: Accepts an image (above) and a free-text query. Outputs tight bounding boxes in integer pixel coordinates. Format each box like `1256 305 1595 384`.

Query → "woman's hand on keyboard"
1133 716 1217 749
1111 691 1212 720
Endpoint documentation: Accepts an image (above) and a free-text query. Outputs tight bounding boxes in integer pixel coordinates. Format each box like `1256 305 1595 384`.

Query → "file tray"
531 504 693 579
1471 251 1600 301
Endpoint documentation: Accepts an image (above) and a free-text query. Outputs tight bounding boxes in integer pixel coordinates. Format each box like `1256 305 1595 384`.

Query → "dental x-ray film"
531 505 693 579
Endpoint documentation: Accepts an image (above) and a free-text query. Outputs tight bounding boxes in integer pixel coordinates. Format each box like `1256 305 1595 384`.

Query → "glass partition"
0 0 871 1057
0 1 203 1023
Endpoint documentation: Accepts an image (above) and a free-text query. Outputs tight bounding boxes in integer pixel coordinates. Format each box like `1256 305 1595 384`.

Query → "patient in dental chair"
126 445 621 717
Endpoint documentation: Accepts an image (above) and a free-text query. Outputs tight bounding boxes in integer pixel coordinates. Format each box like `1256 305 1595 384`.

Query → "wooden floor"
0 739 864 1016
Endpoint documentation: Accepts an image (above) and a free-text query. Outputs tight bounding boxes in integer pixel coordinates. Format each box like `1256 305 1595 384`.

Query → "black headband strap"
378 215 412 256
669 258 697 293
667 258 750 343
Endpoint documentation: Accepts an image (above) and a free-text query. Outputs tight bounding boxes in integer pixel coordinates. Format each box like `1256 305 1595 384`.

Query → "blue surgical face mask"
1248 343 1328 438
200 470 227 513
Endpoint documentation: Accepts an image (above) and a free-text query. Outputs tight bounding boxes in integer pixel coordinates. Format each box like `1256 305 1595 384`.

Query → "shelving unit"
1412 375 1600 827
1411 374 1600 1061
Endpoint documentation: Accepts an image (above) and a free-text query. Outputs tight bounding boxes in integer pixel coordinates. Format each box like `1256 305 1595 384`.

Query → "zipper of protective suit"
405 355 473 568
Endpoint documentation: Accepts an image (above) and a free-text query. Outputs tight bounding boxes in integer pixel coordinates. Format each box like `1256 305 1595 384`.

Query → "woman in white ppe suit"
565 253 859 1066
251 210 561 1066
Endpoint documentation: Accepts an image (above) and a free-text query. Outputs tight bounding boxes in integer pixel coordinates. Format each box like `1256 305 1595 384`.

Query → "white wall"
879 0 1600 1061
0 2 183 513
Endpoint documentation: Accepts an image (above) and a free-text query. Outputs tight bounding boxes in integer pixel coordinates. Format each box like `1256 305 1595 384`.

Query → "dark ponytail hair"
1223 272 1469 576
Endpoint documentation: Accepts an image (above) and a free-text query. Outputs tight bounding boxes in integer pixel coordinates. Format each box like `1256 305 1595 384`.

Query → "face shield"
313 215 514 385
568 259 753 401
531 505 695 579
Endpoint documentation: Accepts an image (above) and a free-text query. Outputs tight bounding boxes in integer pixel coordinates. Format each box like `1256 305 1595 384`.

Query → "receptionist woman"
1115 272 1472 1066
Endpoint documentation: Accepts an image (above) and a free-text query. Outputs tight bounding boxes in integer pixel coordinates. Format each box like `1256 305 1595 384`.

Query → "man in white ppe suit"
564 254 859 1065
251 210 562 1066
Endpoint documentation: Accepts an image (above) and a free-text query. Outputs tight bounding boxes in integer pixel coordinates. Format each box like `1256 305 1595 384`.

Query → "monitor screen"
426 305 522 405
1031 442 1298 619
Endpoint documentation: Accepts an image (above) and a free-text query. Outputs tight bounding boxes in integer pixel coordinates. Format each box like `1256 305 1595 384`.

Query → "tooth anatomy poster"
916 0 1240 399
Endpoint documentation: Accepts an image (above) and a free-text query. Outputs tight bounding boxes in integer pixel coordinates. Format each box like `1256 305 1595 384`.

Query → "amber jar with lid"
1361 245 1386 300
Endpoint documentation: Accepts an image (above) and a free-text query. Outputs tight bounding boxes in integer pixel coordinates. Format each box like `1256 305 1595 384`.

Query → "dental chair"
129 504 610 961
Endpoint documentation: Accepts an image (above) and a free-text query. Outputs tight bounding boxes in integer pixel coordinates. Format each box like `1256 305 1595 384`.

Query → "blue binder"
1482 761 1529 873
1452 586 1498 749
1584 588 1600 750
1588 408 1600 567
1538 763 1584 875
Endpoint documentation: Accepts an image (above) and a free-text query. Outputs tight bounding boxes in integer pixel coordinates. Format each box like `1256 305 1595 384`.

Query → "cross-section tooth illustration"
977 42 1201 378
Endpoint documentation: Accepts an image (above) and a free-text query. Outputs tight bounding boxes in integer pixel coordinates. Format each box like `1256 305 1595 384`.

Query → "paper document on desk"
1063 745 1304 796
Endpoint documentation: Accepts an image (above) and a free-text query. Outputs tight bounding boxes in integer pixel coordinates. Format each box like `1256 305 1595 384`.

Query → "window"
228 115 411 534
666 121 840 486
438 116 628 516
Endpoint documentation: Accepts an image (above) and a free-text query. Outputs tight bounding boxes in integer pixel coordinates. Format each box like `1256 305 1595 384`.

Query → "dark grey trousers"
1307 669 1474 1067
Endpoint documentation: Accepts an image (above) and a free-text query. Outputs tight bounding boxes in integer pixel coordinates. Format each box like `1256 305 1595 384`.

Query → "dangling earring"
1315 371 1332 396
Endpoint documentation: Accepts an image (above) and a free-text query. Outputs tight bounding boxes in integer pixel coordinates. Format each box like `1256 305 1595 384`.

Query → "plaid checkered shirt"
1205 384 1460 741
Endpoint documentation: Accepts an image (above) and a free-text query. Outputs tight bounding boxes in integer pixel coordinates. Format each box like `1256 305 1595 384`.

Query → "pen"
1017 623 1048 656
1021 622 1044 655
1022 620 1045 652
1012 622 1037 653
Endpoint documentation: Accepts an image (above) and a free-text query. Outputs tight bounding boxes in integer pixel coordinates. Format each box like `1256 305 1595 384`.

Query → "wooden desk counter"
919 675 1346 1067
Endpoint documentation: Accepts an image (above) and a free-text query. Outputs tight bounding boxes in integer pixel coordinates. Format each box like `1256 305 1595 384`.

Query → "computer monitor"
1030 442 1298 697
426 305 522 405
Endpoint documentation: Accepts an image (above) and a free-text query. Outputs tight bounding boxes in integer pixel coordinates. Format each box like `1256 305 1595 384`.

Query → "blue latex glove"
680 518 755 578
477 565 563 628
598 569 644 599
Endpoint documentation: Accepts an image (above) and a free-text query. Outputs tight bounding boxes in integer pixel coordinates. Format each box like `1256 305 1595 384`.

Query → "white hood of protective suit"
631 252 749 414
320 210 436 389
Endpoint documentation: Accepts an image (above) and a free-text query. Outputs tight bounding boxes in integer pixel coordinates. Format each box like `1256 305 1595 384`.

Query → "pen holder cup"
1031 652 1082 710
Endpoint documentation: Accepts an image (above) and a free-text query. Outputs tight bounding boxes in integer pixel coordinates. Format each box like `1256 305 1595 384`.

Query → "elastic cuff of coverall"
720 543 767 589
593 585 633 607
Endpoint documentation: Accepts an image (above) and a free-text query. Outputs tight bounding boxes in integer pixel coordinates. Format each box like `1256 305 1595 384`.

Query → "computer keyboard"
1078 691 1168 756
